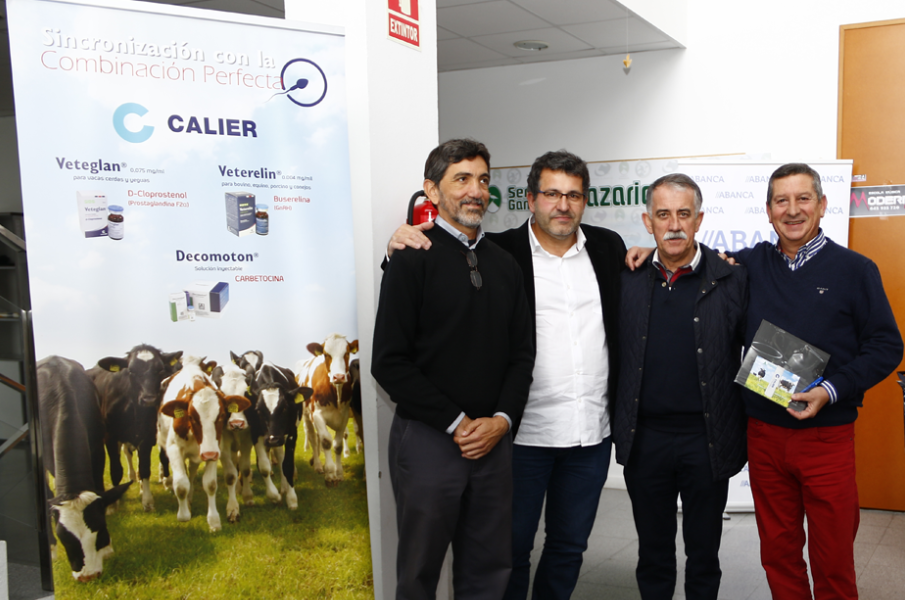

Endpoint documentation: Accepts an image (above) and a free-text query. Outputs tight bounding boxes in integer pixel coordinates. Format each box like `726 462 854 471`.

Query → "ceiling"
435 0 680 72
0 0 679 114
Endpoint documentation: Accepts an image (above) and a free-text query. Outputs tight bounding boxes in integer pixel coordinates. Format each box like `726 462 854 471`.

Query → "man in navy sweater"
729 163 902 600
372 139 535 600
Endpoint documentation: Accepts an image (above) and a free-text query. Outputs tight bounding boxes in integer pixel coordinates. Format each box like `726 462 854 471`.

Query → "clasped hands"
453 415 509 459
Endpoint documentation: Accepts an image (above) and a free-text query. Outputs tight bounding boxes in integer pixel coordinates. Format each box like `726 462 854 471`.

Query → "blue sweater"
733 239 903 429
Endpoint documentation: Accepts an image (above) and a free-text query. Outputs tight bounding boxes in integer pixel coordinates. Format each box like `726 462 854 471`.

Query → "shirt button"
705 413 710 418
694 317 700 322
697 348 703 354
634 398 638 402
701 381 707 386
661 282 667 288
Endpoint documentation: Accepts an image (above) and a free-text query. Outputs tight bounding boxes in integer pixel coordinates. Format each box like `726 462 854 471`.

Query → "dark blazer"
488 220 627 424
613 244 749 481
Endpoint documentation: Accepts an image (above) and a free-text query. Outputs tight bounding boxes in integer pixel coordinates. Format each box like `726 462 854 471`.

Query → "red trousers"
747 418 859 600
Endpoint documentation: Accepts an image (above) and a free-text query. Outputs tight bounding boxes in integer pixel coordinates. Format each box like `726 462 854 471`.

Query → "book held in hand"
735 320 830 411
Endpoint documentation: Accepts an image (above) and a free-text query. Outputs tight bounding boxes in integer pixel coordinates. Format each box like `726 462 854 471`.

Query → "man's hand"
787 386 831 420
387 220 435 257
625 246 653 270
717 252 738 265
453 415 509 459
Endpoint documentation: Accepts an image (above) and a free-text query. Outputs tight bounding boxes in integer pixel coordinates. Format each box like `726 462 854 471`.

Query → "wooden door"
838 18 905 511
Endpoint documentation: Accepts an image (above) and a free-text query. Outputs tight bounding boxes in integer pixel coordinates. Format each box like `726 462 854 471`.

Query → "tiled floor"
538 488 905 600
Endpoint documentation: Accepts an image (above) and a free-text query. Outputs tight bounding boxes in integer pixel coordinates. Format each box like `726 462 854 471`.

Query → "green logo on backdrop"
487 185 502 213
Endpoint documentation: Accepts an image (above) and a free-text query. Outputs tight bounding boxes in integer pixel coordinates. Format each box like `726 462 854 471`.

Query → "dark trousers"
503 440 611 600
389 413 513 600
623 426 728 600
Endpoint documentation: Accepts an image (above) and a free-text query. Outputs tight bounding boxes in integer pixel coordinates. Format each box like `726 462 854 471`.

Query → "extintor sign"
388 0 420 49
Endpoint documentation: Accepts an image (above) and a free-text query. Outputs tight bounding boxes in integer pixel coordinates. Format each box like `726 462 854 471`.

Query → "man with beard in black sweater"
372 138 535 600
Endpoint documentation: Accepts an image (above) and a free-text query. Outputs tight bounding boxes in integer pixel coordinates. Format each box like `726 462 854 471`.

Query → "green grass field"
51 424 372 600
744 374 792 406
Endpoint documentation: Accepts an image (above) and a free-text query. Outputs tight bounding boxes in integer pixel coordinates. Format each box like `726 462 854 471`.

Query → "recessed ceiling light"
514 40 548 51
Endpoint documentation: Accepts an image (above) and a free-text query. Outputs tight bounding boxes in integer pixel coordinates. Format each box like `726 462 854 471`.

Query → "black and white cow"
38 356 131 582
157 356 250 531
296 334 358 487
88 345 182 512
253 364 312 509
230 350 264 375
343 358 363 458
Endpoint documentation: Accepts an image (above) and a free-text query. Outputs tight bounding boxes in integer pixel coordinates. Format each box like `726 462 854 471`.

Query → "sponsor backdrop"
485 158 853 510
9 0 370 597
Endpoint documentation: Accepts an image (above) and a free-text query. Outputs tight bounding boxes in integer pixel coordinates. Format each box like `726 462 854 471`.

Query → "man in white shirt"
387 150 626 600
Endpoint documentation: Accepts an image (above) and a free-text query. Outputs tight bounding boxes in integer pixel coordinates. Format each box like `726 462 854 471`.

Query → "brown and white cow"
157 356 250 531
295 334 359 487
211 361 274 521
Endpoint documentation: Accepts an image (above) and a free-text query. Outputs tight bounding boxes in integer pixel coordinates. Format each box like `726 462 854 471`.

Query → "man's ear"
424 179 440 206
642 211 653 234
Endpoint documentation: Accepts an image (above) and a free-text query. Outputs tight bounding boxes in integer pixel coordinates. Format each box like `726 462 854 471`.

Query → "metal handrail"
0 222 25 254
0 423 28 458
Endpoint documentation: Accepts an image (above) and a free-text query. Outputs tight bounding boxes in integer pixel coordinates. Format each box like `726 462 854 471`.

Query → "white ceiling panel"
438 38 510 68
563 17 669 48
511 0 628 26
437 0 496 7
471 27 592 58
439 0 549 37
438 26 461 41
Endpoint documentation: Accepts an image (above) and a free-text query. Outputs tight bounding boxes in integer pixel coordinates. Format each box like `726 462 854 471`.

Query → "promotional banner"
487 157 852 511
849 184 905 218
8 0 370 597
486 158 853 250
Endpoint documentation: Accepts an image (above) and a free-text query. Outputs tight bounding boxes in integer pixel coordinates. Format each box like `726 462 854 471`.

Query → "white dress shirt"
514 220 610 447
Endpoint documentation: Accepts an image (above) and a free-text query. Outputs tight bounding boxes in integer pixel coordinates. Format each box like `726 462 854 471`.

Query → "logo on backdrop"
487 185 502 213
275 58 328 107
113 102 154 143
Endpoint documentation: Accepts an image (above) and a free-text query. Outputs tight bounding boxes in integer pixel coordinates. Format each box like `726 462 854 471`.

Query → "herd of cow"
37 333 361 583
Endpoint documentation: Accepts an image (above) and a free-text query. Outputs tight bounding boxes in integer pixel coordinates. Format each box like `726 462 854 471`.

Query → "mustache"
459 198 485 207
663 231 688 241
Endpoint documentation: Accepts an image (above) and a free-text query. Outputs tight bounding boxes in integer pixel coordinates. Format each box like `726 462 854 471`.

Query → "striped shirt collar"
776 228 826 271
435 215 484 248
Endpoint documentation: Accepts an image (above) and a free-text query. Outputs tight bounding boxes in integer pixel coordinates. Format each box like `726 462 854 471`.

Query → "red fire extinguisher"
407 190 437 226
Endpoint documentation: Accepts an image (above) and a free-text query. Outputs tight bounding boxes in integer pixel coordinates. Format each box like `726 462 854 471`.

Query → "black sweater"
372 226 535 433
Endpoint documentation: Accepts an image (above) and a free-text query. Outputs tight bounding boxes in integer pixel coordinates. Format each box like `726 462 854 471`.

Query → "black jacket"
488 221 626 426
613 244 748 481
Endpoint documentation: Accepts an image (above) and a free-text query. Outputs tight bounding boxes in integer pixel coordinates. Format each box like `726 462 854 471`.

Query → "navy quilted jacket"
614 244 749 481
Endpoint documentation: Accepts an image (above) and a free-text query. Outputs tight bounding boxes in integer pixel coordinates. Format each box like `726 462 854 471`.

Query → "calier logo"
113 102 154 143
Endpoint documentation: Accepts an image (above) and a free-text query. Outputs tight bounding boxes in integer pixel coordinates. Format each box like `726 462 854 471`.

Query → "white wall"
286 3 439 600
439 0 905 168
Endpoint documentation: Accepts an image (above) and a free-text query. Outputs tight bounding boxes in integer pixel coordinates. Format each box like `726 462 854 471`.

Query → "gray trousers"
389 413 513 600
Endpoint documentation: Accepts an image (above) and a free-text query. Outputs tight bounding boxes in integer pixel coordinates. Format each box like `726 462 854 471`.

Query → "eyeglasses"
539 190 586 202
465 250 482 291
